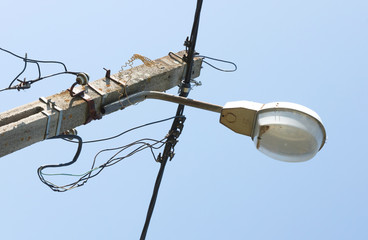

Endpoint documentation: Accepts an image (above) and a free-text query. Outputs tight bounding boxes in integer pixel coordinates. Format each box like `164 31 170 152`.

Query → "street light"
103 91 326 162
220 101 326 162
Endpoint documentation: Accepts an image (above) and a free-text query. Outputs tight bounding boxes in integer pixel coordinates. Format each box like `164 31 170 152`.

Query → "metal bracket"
54 105 63 136
40 111 51 139
86 83 106 106
67 85 102 124
104 68 127 93
39 97 64 137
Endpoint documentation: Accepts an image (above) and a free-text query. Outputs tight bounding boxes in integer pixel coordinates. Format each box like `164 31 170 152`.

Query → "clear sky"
1 0 367 239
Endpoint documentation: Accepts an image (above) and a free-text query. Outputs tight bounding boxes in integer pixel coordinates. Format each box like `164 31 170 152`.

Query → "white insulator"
76 73 89 85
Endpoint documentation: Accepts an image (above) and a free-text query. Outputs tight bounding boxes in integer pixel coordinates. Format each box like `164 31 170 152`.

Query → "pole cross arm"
0 51 203 158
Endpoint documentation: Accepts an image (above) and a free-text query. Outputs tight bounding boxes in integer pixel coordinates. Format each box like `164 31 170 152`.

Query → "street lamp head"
220 101 326 162
104 91 326 162
252 102 326 162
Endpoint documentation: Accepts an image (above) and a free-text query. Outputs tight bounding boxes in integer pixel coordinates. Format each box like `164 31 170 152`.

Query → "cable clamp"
39 97 64 137
156 153 162 163
85 83 106 106
68 84 102 124
16 78 31 90
183 37 191 48
40 111 51 139
104 68 127 88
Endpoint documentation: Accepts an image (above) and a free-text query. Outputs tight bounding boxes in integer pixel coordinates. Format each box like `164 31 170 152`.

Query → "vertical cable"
139 142 169 240
139 1 203 239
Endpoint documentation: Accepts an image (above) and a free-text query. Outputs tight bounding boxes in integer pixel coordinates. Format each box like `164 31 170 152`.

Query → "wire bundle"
37 117 179 192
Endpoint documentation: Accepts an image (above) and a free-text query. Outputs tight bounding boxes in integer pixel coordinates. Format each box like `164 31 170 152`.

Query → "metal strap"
67 88 102 124
86 83 106 105
104 68 127 90
39 97 64 136
53 106 63 136
41 111 51 139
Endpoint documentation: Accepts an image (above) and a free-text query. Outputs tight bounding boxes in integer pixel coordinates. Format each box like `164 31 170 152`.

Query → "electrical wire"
197 54 237 72
0 47 68 71
38 116 180 192
168 51 237 73
65 116 179 144
140 1 203 239
39 137 168 192
0 47 80 92
37 134 83 192
168 52 185 62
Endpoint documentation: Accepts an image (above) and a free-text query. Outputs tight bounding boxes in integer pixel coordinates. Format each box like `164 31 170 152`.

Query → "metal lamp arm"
102 91 223 115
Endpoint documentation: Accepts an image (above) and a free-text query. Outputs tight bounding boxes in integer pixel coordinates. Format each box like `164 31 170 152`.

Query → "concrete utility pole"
0 51 203 158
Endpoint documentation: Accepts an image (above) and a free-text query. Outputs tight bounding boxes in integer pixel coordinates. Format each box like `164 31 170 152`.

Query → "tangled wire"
0 47 82 92
37 116 181 192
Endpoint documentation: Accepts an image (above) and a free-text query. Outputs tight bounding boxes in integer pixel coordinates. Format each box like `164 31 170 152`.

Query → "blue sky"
1 0 367 239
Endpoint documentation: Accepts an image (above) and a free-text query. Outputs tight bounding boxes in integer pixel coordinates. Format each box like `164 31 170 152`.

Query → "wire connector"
15 78 31 91
61 129 78 140
179 81 191 97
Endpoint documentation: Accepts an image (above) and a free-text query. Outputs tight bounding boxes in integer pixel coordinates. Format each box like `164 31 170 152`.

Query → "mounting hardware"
156 153 162 163
76 72 89 85
40 111 51 139
103 68 126 87
39 97 64 137
86 83 106 106
67 87 102 124
16 78 31 90
62 128 78 139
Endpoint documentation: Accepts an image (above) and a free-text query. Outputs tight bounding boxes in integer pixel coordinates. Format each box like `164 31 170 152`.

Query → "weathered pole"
0 51 202 158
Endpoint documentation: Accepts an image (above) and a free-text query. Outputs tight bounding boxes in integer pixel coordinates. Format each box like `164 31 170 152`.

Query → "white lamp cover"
252 102 326 162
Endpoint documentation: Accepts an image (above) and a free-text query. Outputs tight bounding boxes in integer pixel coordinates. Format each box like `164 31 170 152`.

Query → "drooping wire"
169 51 237 73
0 47 68 71
168 52 185 62
197 54 237 72
0 47 80 92
38 134 83 192
39 137 168 192
65 116 179 144
38 116 180 192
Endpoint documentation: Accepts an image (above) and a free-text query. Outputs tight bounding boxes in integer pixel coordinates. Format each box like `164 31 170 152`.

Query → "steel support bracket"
68 85 102 124
39 97 64 138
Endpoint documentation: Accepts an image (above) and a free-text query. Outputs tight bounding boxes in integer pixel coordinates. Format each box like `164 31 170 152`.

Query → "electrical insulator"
76 73 89 85
62 128 78 139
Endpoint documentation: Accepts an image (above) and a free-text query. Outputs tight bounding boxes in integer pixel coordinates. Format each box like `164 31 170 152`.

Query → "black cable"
38 137 168 192
169 51 237 73
198 55 237 72
140 1 203 239
77 138 167 186
0 47 68 71
64 116 180 144
0 47 79 92
28 71 80 84
9 53 28 88
168 52 184 62
37 134 83 192
140 154 168 240
38 116 178 192
181 0 203 96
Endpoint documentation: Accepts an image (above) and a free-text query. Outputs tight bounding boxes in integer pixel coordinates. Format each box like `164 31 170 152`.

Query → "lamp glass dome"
252 102 326 162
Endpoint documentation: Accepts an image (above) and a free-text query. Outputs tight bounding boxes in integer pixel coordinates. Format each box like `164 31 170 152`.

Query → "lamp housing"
220 101 326 162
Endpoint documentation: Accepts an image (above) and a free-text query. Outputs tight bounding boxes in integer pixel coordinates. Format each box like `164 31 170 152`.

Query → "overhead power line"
140 0 204 239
